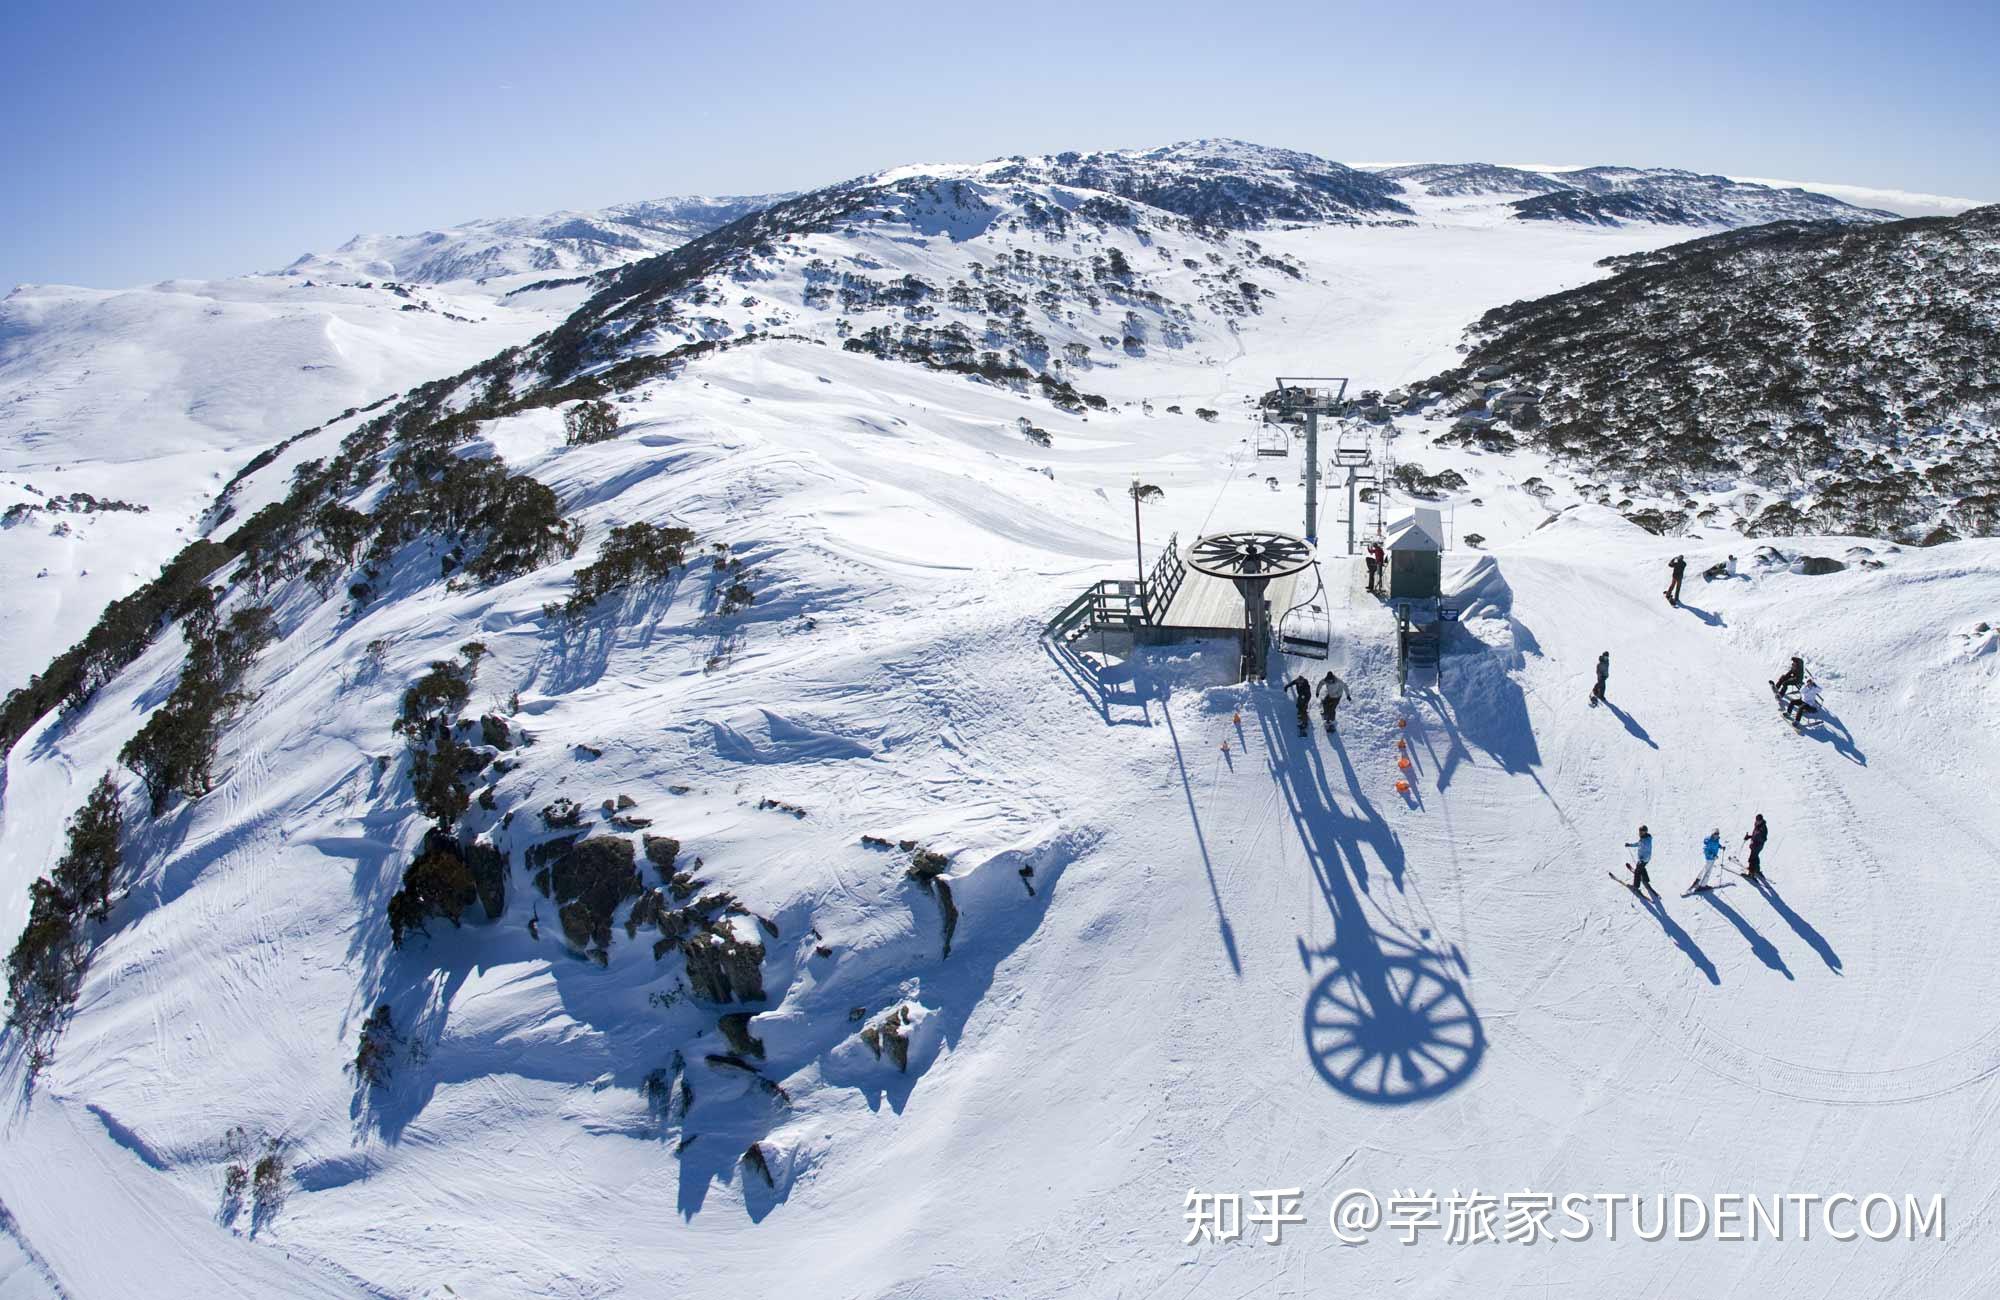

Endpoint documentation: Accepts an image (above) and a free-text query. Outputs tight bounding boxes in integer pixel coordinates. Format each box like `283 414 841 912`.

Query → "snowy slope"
6 142 1999 1299
0 276 576 694
281 194 791 285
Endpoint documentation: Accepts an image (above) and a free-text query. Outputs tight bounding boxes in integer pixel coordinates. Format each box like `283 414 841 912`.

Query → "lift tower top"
1268 378 1349 544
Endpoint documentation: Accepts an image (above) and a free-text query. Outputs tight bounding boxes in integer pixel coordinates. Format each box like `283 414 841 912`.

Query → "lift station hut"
1385 507 1445 600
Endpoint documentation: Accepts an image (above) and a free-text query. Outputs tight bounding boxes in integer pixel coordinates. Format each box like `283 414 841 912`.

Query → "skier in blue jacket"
1624 825 1655 895
1690 828 1724 893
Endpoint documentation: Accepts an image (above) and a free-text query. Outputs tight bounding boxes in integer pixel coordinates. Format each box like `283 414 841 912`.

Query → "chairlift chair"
1278 602 1332 659
1255 426 1291 458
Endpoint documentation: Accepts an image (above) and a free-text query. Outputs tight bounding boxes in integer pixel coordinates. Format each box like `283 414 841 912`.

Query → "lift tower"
1186 530 1315 681
1269 377 1349 545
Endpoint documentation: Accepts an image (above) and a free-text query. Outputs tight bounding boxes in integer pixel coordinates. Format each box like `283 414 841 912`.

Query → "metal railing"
1045 532 1185 642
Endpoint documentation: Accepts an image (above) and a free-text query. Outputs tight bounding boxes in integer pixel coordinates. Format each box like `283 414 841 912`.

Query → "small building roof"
1386 507 1445 552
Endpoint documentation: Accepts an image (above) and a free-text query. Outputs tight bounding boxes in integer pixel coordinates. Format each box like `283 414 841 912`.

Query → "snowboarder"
1317 671 1353 732
1590 650 1610 705
1702 555 1739 582
1363 548 1382 595
1788 678 1824 725
1623 825 1655 895
1367 542 1387 595
1771 655 1805 700
1689 828 1724 893
1743 814 1768 878
1286 674 1312 735
1665 554 1687 606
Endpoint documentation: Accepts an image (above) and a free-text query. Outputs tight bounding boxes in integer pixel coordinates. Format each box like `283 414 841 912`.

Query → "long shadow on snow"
1601 700 1659 750
1697 888 1793 979
1620 885 1720 984
1748 874 1842 973
1159 699 1240 975
1251 694 1483 1105
1797 707 1867 766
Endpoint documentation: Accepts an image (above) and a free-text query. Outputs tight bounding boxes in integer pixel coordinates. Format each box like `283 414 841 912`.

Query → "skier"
1771 655 1805 700
1743 813 1769 878
1665 554 1687 606
1690 827 1724 893
1317 670 1353 732
1286 674 1313 735
1624 825 1655 895
1788 678 1824 726
1590 650 1610 705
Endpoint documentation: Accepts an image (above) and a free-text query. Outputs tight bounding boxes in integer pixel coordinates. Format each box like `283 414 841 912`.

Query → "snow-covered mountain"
280 194 791 285
1383 160 1896 225
6 139 2000 1300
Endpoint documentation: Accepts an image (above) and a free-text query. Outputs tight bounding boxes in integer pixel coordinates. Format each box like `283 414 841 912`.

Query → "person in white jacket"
1624 825 1655 895
1789 678 1824 725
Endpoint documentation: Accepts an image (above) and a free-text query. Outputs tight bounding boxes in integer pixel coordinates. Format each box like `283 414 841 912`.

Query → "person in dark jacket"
1286 674 1312 734
1772 656 1805 700
1367 542 1387 595
1591 651 1610 704
1743 813 1769 878
1665 554 1687 605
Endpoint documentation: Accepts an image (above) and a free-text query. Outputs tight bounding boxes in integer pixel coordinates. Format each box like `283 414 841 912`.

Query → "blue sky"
4 0 1995 292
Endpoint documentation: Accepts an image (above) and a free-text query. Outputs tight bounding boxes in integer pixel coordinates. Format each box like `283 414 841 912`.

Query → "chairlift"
1277 563 1332 659
1255 425 1291 458
1278 602 1332 659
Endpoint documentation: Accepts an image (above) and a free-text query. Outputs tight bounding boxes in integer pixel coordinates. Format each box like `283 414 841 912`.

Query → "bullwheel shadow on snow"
1254 697 1484 1105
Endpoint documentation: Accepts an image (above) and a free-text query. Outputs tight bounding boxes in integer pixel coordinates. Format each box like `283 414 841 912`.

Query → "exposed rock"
861 1004 914 1071
718 1012 765 1059
935 879 960 960
860 835 895 850
742 1143 774 1188
548 837 641 951
1791 555 1847 575
462 837 506 921
681 919 766 1003
616 794 638 810
907 849 950 883
644 835 683 875
541 798 583 829
480 714 512 750
626 888 670 940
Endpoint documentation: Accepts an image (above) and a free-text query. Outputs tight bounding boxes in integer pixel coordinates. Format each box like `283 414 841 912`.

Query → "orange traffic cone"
1232 710 1241 725
1398 718 1408 729
1395 779 1410 793
1397 756 1412 771
1396 738 1407 751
